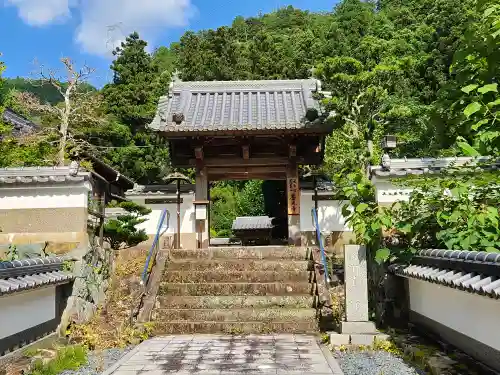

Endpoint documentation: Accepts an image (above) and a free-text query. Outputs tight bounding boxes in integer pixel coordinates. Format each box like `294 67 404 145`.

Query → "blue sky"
0 0 337 87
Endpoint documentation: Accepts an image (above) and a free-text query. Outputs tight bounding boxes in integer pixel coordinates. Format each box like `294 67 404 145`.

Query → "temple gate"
147 78 330 248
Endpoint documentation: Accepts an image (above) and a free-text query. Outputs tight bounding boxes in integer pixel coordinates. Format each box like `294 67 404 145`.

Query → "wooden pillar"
287 145 301 246
99 189 105 247
195 146 209 249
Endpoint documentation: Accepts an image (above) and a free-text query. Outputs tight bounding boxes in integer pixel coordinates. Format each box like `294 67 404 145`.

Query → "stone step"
156 295 314 309
152 308 316 322
159 282 314 296
162 270 310 283
169 246 309 261
153 320 318 335
167 259 311 272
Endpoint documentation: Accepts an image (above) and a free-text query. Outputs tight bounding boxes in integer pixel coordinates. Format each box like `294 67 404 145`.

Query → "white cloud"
6 0 195 56
76 0 194 56
5 0 73 26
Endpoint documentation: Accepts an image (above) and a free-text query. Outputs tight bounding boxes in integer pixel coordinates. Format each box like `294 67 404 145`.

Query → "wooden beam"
289 144 297 158
209 173 286 181
190 157 290 167
242 145 250 160
208 165 287 181
208 165 286 175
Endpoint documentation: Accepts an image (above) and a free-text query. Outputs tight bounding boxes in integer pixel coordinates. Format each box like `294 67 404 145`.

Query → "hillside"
4 77 96 105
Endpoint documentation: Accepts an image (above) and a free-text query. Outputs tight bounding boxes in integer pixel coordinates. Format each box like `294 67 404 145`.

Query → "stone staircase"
149 246 319 334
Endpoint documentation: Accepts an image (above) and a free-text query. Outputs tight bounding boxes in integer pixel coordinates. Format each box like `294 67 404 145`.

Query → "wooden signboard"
287 176 300 215
145 198 183 205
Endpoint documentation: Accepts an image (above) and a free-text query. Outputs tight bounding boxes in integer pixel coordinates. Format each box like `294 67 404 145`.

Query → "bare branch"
21 57 99 166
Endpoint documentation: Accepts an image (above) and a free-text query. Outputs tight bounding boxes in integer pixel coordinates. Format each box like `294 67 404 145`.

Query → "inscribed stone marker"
344 244 369 322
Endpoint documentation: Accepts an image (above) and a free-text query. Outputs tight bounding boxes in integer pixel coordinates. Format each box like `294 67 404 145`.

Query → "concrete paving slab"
102 334 343 375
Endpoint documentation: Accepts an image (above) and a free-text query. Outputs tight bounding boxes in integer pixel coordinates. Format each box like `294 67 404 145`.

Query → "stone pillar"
343 244 370 323
286 162 301 246
330 244 386 347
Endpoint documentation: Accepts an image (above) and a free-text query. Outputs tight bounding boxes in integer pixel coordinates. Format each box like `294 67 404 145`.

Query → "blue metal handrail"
141 208 169 285
312 207 330 286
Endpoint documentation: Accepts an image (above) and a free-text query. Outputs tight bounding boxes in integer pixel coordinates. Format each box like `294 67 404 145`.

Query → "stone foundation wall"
142 233 198 250
58 235 113 334
0 208 87 233
301 230 356 258
0 208 88 255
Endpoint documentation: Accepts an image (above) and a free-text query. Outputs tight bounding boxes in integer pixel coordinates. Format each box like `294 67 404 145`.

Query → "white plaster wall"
300 191 351 232
372 179 413 204
129 193 196 235
0 287 56 339
0 184 91 210
408 279 500 351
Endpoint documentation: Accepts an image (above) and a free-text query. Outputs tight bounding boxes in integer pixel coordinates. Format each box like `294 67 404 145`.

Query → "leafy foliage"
68 251 155 350
103 201 151 250
102 32 166 130
210 180 266 237
28 345 87 375
98 32 171 183
388 176 500 253
450 2 500 156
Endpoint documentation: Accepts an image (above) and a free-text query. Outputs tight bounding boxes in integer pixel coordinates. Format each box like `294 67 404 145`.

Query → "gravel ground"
334 350 426 375
61 346 134 375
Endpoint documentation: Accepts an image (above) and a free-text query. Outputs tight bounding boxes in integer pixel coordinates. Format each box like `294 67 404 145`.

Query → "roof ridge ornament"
381 153 391 171
69 161 79 177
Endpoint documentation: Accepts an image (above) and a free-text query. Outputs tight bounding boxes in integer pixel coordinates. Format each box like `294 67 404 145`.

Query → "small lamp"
381 135 397 150
380 135 397 171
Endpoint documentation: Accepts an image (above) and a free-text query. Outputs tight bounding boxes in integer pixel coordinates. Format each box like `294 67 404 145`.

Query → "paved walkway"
103 335 344 375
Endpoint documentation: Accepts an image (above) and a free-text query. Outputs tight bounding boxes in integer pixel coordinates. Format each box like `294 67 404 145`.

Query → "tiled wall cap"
416 249 500 264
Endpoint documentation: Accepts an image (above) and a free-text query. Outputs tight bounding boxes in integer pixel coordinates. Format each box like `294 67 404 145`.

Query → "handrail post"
141 208 168 285
312 207 330 286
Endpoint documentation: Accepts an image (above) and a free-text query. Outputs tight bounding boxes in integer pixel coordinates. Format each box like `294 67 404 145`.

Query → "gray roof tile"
390 248 500 298
391 264 500 298
148 79 324 133
370 156 500 178
0 256 74 295
389 248 500 299
1 108 39 137
0 166 90 186
0 271 73 295
232 216 274 231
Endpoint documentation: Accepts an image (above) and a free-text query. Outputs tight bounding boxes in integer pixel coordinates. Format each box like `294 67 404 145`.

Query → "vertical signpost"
287 175 300 215
287 144 301 245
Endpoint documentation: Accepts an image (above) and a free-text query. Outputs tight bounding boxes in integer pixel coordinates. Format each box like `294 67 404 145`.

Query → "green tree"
448 1 500 157
103 201 152 250
102 32 165 129
0 55 5 107
0 56 58 167
100 32 171 184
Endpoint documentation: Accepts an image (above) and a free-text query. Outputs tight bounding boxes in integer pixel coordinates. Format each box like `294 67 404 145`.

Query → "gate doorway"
208 180 288 246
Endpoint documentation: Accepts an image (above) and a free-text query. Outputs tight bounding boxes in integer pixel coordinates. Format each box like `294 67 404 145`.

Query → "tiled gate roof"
148 79 323 133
